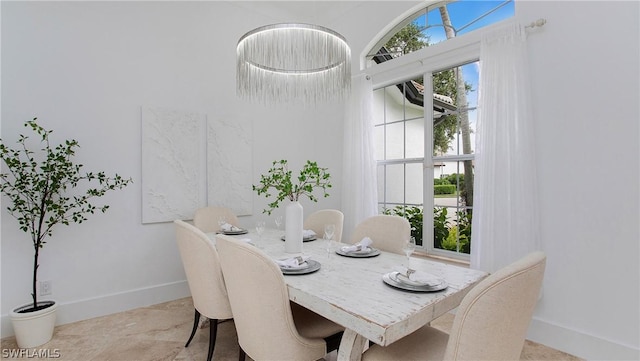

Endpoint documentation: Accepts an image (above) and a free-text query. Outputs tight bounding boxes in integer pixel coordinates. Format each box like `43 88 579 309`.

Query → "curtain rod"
365 18 547 86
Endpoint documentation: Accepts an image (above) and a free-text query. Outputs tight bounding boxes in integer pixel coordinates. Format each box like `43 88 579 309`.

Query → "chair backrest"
193 206 240 233
349 215 411 255
444 252 546 361
174 220 232 319
303 209 345 242
216 235 327 361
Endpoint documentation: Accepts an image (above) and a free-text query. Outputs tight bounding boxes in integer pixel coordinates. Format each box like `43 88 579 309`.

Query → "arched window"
366 0 514 62
367 0 514 261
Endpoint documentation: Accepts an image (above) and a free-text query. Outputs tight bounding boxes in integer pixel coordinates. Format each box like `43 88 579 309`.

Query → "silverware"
405 268 416 278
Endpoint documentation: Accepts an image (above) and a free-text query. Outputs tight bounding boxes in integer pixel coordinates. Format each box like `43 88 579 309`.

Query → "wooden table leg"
337 329 367 361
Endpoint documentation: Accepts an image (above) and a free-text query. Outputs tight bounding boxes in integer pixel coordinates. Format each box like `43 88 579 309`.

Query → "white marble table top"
208 228 488 361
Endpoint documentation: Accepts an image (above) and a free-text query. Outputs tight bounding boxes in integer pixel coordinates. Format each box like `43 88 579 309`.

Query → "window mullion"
403 83 408 206
423 72 434 251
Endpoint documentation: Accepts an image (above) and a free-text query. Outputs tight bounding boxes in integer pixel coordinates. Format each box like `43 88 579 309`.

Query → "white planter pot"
284 201 303 253
10 300 57 348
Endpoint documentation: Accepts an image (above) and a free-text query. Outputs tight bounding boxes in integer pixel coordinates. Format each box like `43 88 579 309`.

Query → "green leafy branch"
252 159 331 215
0 118 132 310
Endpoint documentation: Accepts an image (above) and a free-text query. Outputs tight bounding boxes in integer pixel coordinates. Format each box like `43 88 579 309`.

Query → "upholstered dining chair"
303 209 345 242
193 206 240 233
174 220 234 361
216 234 344 361
361 251 547 361
349 215 411 255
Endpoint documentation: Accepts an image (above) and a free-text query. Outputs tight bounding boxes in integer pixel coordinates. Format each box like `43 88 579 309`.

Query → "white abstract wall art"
207 117 253 216
141 107 206 224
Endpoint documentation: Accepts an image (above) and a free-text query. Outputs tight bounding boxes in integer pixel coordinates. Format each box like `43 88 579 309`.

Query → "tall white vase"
285 201 303 253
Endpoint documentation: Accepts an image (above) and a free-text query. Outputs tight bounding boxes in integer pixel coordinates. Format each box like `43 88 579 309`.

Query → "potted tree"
0 119 132 348
253 160 331 253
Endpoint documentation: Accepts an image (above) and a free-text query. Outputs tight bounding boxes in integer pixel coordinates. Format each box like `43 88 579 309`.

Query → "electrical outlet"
40 280 52 296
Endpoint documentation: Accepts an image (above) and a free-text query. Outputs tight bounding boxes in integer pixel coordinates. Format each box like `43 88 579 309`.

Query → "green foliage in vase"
0 119 133 311
252 159 331 215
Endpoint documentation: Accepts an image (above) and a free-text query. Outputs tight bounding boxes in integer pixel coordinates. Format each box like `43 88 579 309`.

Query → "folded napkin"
393 266 442 286
303 229 317 238
220 223 242 232
276 256 311 270
341 237 373 253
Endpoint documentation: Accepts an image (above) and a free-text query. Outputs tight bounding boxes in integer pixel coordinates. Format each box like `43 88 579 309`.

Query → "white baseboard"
528 317 640 360
1 280 190 338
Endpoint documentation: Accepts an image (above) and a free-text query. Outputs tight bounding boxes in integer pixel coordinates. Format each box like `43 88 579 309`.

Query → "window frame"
365 0 517 261
368 20 516 262
373 65 477 262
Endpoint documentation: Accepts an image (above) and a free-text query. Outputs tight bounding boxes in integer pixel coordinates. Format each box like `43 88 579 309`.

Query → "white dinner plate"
382 272 448 292
280 259 321 275
393 272 445 287
335 247 381 258
220 229 248 235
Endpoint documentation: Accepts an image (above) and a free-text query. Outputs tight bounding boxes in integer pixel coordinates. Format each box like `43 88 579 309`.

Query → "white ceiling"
224 1 370 25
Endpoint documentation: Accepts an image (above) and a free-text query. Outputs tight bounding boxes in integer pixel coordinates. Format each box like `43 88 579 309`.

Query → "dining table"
207 228 488 361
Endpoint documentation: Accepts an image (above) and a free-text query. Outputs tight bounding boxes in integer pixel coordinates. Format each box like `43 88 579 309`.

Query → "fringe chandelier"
236 23 351 106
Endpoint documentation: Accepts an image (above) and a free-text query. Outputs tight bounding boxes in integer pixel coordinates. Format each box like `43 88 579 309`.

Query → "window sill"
414 251 470 268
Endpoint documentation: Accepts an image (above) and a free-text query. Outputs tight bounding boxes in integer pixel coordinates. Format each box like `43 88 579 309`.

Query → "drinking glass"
324 224 335 242
217 216 226 231
403 236 416 267
274 215 283 231
255 221 266 247
324 224 336 270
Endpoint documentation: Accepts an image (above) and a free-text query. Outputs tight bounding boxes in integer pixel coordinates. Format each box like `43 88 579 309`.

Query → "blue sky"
421 1 515 113
418 0 515 43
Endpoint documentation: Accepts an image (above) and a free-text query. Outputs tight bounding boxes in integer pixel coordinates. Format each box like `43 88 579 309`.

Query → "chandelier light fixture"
236 23 351 106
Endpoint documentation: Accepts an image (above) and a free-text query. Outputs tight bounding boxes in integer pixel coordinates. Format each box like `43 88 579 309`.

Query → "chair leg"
324 331 344 353
185 309 201 347
207 318 219 361
238 346 246 361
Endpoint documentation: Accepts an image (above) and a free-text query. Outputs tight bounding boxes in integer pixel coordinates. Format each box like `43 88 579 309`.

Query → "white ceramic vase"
10 300 57 348
284 201 303 253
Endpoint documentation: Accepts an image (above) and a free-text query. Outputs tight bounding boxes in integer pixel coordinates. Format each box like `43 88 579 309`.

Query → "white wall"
2 1 639 360
0 0 419 338
516 1 639 359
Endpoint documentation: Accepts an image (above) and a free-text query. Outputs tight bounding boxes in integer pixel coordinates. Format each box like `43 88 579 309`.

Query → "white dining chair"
303 209 344 242
349 215 411 255
362 251 547 361
216 234 344 361
193 206 240 233
174 220 234 361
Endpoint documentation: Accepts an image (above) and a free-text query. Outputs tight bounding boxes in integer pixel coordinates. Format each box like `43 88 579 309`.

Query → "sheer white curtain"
342 74 378 239
471 23 541 273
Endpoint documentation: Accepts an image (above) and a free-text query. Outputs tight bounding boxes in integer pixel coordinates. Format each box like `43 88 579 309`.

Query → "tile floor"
1 297 582 361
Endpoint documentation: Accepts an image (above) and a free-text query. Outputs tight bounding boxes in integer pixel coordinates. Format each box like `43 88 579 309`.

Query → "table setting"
212 226 450 293
274 224 337 274
275 255 321 275
216 219 249 235
335 237 381 258
207 224 488 361
382 265 448 292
